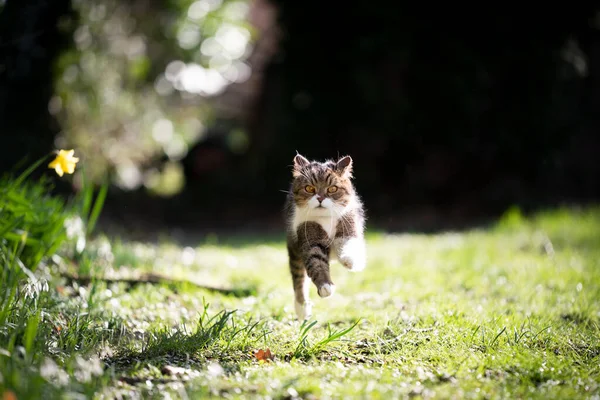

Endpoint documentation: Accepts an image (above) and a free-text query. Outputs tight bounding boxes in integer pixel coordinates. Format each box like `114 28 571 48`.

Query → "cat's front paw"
339 238 366 272
295 300 312 321
317 283 335 298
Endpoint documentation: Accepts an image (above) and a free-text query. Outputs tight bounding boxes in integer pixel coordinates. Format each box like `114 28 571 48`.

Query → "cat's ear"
335 155 353 178
293 154 310 176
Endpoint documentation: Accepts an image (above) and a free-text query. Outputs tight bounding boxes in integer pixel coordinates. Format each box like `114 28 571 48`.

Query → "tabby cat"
284 153 366 320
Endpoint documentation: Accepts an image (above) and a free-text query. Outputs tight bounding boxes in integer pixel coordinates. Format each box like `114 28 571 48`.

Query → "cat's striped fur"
284 154 366 320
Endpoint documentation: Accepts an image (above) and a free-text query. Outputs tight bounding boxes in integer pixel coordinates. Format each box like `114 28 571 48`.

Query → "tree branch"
60 271 254 297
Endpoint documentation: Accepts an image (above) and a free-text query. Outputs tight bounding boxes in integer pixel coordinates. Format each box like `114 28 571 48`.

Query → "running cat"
284 153 366 320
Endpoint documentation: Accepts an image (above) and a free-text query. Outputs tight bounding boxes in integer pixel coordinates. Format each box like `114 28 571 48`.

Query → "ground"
5 206 600 399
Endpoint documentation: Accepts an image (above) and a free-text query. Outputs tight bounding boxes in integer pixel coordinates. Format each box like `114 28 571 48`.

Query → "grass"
1 204 600 399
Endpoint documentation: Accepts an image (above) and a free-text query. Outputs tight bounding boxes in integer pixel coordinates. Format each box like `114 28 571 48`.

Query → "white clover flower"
40 357 70 386
64 215 85 239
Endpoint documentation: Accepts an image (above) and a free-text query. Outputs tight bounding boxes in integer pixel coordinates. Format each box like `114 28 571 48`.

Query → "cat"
284 153 366 321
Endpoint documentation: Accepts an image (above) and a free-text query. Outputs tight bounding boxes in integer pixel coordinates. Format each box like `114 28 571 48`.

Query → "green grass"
2 205 600 399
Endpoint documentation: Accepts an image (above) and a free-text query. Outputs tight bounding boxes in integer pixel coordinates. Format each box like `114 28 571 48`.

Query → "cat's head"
290 153 355 213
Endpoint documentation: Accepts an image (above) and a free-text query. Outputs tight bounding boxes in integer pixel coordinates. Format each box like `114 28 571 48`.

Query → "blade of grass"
8 154 50 190
3 231 41 246
23 307 41 361
80 170 94 220
86 182 108 237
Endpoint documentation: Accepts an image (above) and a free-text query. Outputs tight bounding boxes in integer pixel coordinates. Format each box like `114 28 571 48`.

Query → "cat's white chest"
292 209 338 239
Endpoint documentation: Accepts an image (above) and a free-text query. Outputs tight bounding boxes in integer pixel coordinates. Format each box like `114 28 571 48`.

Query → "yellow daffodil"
48 149 79 177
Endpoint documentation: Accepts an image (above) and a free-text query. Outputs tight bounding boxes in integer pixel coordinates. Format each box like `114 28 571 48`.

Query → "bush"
0 149 107 399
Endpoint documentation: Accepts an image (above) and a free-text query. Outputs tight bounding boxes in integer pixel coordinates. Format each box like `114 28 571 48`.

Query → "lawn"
2 205 600 399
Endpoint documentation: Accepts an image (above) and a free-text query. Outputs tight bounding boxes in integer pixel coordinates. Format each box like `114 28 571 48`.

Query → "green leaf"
24 307 41 358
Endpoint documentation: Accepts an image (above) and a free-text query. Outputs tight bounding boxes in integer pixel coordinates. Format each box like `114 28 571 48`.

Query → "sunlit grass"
2 206 600 399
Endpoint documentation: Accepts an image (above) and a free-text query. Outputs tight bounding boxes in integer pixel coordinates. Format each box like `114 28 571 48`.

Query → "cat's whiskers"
341 209 354 235
336 211 349 239
339 211 352 238
329 206 350 246
326 208 339 246
328 208 335 243
302 204 311 247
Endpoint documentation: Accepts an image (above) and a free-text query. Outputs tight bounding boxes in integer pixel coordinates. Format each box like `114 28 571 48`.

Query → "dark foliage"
251 4 600 219
0 0 75 177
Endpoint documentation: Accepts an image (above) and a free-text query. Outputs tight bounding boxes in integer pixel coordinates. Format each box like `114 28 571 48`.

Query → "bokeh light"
52 0 255 196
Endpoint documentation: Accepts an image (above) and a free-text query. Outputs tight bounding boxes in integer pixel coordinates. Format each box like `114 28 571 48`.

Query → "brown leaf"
3 391 17 400
254 348 274 362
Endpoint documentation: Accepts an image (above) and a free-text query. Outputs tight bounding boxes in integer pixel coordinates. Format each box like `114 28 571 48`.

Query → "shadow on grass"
105 306 264 375
107 309 232 370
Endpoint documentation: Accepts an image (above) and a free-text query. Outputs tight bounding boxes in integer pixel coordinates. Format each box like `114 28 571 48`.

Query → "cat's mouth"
312 205 332 216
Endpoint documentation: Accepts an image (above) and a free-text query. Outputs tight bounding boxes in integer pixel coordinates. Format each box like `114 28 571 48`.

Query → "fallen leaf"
3 391 17 400
254 348 274 362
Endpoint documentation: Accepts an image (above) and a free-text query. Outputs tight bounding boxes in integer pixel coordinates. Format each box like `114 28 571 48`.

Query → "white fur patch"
320 197 334 209
339 237 366 272
292 195 349 240
317 283 335 298
295 300 312 320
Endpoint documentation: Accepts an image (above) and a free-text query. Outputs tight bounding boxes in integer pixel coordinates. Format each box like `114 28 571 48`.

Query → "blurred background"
1 1 599 238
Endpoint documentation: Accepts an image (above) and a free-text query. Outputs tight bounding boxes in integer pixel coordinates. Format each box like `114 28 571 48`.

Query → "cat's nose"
316 195 324 203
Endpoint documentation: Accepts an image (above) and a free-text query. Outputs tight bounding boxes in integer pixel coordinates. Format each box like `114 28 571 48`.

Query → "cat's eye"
327 186 338 193
305 185 316 193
